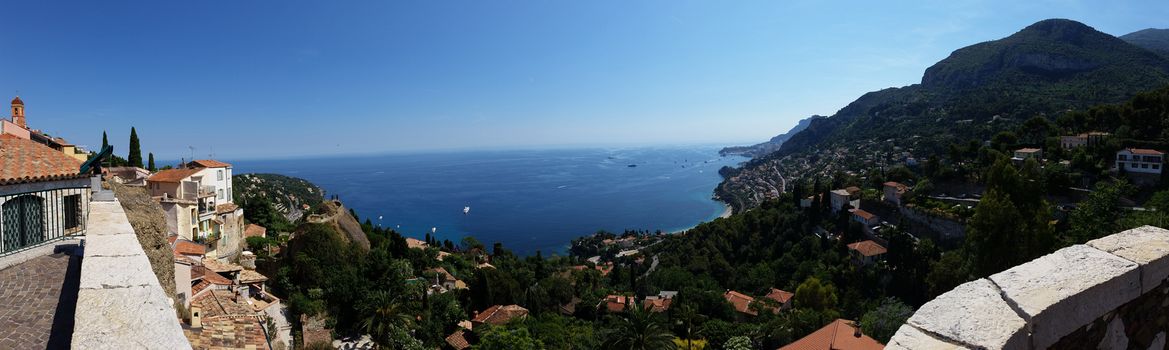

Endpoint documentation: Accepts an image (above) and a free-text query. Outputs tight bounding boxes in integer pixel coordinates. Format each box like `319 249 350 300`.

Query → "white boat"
464 206 471 215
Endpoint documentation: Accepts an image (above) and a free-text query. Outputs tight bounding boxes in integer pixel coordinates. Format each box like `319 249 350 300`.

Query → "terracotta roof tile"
847 240 887 257
215 203 239 214
0 135 85 185
445 330 471 350
765 288 794 304
778 319 884 350
174 240 206 256
472 304 529 325
244 224 267 238
203 258 244 273
188 159 232 168
238 270 268 284
147 168 201 183
1127 148 1165 156
852 209 876 221
724 290 757 316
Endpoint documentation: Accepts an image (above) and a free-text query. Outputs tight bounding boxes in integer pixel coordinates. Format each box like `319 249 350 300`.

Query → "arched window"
2 195 45 253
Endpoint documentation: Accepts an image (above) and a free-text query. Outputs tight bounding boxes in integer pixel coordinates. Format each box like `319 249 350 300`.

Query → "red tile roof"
188 159 232 168
847 240 887 257
472 304 529 325
601 295 632 313
446 330 471 350
11 96 22 105
642 297 673 313
147 168 201 183
852 209 876 221
216 203 239 214
765 288 794 304
174 240 206 256
1127 148 1165 156
244 224 266 238
724 290 757 316
0 134 85 185
778 319 884 350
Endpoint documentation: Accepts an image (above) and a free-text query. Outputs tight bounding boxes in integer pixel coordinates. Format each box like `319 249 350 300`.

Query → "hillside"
719 19 1169 211
720 115 821 157
233 173 325 223
1121 28 1169 57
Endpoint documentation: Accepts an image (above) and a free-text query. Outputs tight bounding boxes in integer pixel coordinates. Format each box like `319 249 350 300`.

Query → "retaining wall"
887 225 1169 349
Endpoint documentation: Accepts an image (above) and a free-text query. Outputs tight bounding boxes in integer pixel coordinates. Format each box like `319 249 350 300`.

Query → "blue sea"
233 146 745 255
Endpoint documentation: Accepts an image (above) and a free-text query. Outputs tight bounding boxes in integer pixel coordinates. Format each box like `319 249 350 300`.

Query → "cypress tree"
101 131 109 149
128 127 143 168
148 153 156 172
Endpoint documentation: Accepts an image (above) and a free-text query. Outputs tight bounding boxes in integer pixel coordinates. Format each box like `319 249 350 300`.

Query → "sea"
232 146 746 256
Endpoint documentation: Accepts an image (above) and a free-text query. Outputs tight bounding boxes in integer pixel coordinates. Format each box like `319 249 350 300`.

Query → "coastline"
669 202 733 235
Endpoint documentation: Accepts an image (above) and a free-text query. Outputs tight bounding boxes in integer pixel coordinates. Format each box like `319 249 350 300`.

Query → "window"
217 170 223 181
218 189 224 200
1143 163 1149 169
2 195 45 253
1154 164 1161 170
1119 154 1128 161
63 195 82 230
191 208 196 225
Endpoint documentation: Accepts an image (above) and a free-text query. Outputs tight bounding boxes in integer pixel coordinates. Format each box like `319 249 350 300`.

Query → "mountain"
234 173 325 223
720 115 822 157
718 19 1169 211
1121 28 1169 57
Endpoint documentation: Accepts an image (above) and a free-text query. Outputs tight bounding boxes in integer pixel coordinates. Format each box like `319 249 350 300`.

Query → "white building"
1116 148 1164 175
147 160 243 262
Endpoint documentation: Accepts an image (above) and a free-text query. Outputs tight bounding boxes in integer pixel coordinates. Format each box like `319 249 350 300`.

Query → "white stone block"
1088 225 1169 293
83 233 145 258
72 286 192 350
908 279 1028 350
86 201 136 236
886 324 971 350
79 254 160 289
990 245 1140 349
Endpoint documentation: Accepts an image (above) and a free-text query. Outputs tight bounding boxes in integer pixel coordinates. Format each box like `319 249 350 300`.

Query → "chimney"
853 322 862 338
190 306 202 328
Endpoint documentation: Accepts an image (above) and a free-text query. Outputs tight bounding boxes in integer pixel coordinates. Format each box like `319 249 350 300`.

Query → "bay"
232 146 745 255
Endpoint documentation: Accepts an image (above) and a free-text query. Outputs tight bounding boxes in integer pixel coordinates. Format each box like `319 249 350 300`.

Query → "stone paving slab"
0 250 80 349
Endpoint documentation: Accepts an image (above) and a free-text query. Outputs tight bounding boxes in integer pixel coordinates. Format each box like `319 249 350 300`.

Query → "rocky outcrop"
306 200 370 251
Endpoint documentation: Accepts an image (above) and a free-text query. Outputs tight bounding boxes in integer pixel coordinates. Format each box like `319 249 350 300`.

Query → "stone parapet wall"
888 226 1169 349
72 201 191 349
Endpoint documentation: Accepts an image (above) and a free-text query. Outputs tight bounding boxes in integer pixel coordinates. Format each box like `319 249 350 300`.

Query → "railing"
0 186 89 256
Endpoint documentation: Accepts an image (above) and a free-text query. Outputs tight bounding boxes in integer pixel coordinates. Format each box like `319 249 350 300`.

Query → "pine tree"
148 153 156 172
127 127 143 168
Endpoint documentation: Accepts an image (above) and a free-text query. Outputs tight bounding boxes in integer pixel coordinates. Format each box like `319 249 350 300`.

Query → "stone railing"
72 200 191 349
888 225 1169 349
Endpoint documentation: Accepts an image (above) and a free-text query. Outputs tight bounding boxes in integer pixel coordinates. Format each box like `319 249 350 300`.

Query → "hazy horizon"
1 0 1166 159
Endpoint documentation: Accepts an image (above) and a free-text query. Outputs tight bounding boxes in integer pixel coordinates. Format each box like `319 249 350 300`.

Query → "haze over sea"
233 146 746 255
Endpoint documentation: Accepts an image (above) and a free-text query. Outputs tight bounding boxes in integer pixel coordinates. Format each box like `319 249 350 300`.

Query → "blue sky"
1 1 1165 160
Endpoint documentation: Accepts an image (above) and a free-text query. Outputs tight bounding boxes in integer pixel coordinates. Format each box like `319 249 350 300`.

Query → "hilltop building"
0 97 88 161
1116 148 1164 186
1060 131 1110 149
847 240 888 266
882 181 909 206
147 159 244 261
1012 148 1043 164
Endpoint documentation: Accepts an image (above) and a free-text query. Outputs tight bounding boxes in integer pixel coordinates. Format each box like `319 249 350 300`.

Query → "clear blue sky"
1 1 1165 160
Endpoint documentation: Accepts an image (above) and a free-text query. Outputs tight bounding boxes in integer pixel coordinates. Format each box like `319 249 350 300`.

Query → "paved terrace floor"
0 244 81 350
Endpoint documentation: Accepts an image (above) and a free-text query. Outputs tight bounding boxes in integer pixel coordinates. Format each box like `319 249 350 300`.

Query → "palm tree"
601 303 678 350
673 305 706 350
360 291 413 345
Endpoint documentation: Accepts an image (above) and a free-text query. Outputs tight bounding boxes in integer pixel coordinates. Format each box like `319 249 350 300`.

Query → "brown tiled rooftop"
724 290 757 316
847 240 887 257
147 168 201 183
0 134 85 185
778 319 883 350
472 304 529 325
187 159 232 168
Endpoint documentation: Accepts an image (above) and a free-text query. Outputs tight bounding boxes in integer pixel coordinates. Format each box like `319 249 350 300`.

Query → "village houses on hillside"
148 159 245 262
